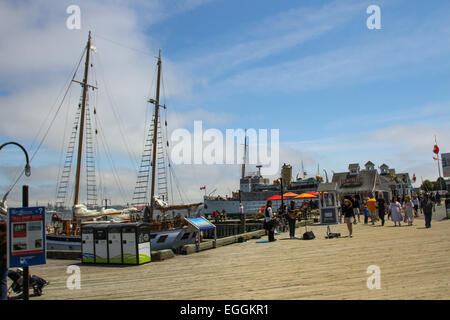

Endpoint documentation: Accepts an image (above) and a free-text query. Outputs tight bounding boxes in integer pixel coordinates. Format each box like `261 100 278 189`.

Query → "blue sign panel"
8 206 46 268
186 217 216 231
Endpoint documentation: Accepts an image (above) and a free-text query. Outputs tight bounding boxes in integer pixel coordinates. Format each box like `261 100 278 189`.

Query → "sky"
1 0 449 207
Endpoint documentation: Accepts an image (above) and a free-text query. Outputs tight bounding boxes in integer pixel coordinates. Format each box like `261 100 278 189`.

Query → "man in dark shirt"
422 194 433 228
376 192 386 226
0 220 7 300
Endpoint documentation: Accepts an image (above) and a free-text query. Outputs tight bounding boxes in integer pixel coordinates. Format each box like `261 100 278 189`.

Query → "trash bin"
93 224 108 263
136 223 151 264
122 223 151 265
82 223 151 265
108 224 123 264
81 225 95 264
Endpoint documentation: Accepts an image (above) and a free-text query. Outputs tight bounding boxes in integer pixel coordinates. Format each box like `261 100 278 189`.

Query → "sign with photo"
442 153 450 177
8 206 46 268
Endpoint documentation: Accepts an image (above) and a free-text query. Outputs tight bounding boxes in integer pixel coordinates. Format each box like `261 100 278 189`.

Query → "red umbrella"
266 194 287 201
308 192 319 196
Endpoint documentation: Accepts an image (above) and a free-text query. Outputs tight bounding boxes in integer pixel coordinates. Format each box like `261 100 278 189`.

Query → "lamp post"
0 141 31 300
0 142 31 177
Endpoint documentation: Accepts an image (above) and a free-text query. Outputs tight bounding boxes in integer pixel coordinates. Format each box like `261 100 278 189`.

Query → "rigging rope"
94 51 140 170
4 46 86 198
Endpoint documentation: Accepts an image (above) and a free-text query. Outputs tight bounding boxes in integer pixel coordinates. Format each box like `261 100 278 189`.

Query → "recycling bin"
136 223 151 264
93 224 108 263
81 223 151 265
81 225 95 263
108 224 123 264
122 223 151 265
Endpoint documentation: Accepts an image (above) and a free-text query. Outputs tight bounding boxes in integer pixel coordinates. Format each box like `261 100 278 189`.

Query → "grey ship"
203 164 321 216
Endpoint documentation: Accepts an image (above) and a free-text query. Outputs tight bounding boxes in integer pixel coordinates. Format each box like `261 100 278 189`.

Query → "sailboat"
46 32 204 253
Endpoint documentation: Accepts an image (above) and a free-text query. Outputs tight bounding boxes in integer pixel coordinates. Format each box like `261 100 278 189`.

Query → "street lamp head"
25 163 31 177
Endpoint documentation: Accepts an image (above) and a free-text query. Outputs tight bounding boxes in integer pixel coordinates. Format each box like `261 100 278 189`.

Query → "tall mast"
73 31 92 211
149 49 162 221
301 160 305 179
241 129 247 179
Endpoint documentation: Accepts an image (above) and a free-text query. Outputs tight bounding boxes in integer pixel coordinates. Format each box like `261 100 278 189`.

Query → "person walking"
287 200 298 239
362 204 369 224
239 203 244 230
352 195 361 223
403 195 414 226
264 201 276 242
342 198 355 238
422 194 433 228
366 195 377 225
412 194 420 218
0 220 7 300
376 192 386 226
389 196 403 227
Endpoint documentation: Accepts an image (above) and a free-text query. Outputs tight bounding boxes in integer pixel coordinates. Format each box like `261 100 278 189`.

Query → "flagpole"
434 135 444 190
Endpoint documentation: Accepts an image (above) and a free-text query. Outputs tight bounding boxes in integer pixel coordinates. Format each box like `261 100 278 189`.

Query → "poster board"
184 217 216 251
8 206 46 268
442 153 450 177
185 217 216 231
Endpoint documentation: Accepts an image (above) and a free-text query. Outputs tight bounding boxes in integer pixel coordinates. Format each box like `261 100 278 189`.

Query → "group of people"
341 192 436 237
212 209 227 223
263 200 311 241
263 191 439 242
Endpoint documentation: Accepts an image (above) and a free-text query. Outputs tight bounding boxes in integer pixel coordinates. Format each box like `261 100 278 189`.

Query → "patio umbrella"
294 193 317 199
307 192 319 196
283 192 298 198
266 194 287 201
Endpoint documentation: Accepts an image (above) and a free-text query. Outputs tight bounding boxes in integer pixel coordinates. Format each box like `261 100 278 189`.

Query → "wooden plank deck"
22 216 450 300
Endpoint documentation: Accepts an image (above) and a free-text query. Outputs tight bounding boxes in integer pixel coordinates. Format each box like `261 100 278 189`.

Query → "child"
362 204 369 224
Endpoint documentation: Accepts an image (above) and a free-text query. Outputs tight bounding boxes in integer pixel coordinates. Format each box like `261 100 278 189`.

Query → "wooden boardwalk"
25 216 450 300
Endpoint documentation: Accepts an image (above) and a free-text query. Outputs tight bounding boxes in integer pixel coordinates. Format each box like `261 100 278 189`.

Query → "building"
332 163 387 202
378 164 413 199
331 161 413 202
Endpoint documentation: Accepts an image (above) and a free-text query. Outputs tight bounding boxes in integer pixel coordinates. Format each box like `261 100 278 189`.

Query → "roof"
396 173 411 184
378 172 412 188
332 170 378 193
348 163 360 169
380 163 389 168
317 182 338 192
365 161 375 166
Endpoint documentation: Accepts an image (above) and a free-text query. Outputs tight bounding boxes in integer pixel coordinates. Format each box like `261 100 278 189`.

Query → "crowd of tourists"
340 191 438 237
262 191 444 241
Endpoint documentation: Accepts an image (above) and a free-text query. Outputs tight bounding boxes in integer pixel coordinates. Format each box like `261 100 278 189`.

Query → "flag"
433 144 439 155
200 186 206 190
412 174 416 183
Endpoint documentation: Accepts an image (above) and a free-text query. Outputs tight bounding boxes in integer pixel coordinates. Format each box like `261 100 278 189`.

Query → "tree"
434 177 446 191
420 180 433 192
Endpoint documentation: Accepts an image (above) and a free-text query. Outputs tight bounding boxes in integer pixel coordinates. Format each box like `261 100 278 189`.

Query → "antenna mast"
241 129 247 179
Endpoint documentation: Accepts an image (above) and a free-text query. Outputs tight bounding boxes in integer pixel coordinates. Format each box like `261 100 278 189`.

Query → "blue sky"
1 0 449 206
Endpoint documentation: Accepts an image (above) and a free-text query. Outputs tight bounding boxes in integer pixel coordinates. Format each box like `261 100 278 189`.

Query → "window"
180 233 190 240
157 235 168 243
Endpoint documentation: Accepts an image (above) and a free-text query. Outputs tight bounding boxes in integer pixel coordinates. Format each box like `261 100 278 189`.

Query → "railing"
203 221 264 239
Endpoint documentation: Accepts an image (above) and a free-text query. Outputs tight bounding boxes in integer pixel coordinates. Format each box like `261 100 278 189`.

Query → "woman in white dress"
389 196 403 227
403 195 414 226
